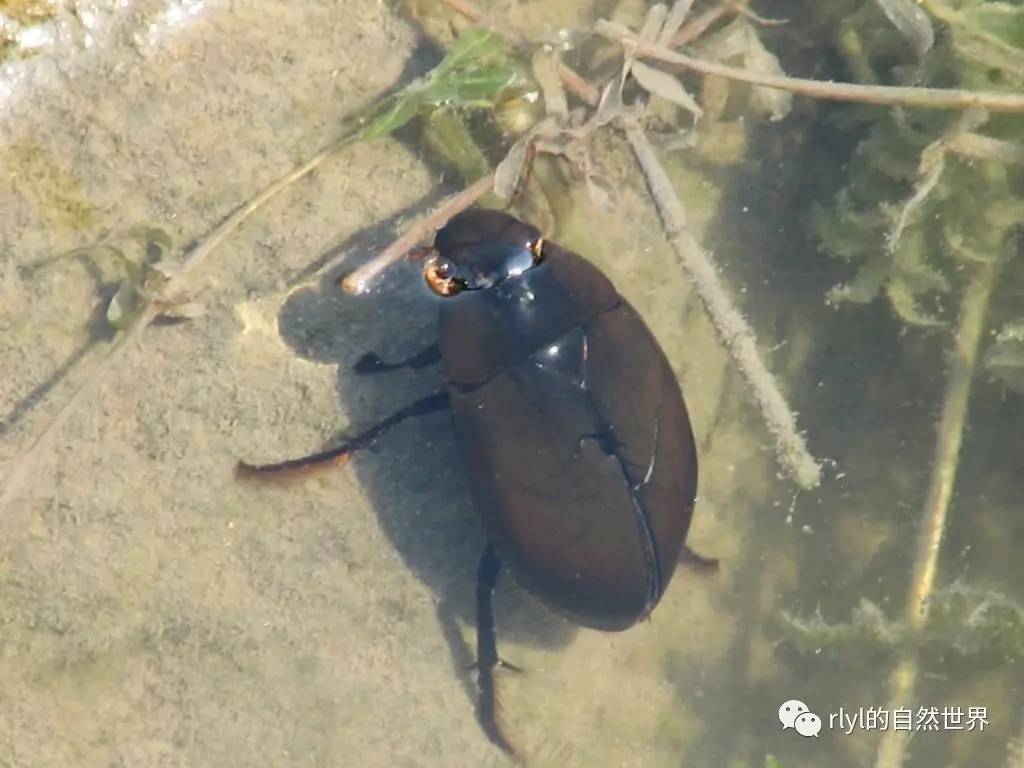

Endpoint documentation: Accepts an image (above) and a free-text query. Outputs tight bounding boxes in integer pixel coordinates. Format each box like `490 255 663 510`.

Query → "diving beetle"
238 208 715 759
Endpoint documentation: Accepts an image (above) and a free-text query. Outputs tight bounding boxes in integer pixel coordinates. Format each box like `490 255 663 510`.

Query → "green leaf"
359 93 424 140
965 3 1024 50
827 252 892 304
886 278 944 327
432 28 505 80
354 30 514 142
424 64 521 108
422 108 491 183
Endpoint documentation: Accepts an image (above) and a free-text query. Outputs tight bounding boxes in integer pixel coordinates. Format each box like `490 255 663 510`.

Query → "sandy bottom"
0 2 809 766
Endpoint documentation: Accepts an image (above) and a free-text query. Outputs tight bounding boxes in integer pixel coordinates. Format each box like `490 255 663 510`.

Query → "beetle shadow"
273 214 576 689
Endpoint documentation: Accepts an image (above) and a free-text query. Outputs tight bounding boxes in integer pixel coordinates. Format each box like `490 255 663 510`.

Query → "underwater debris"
984 319 1024 395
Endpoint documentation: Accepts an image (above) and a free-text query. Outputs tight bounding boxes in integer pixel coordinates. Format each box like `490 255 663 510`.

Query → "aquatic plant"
803 3 1024 766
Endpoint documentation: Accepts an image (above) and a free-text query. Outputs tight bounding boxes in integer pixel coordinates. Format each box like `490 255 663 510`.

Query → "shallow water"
1 1 1022 767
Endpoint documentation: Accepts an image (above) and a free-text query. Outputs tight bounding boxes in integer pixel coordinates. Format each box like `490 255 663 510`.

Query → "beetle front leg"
354 342 441 374
474 544 522 760
235 391 449 482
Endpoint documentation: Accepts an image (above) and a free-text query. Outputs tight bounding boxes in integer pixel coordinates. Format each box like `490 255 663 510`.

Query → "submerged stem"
596 20 1024 113
873 244 1004 768
623 122 822 489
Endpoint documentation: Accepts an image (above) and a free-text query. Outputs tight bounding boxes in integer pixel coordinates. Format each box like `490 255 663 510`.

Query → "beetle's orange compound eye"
529 238 545 264
424 259 464 297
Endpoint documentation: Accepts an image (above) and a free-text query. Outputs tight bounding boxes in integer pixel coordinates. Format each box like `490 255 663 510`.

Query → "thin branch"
597 20 1024 113
558 62 601 107
440 0 486 24
672 3 729 46
658 0 697 48
340 172 496 295
623 121 822 489
178 131 360 277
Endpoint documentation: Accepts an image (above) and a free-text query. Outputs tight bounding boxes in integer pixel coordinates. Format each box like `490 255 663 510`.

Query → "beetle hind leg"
236 442 356 482
475 544 522 760
235 392 449 482
681 544 720 573
354 342 441 374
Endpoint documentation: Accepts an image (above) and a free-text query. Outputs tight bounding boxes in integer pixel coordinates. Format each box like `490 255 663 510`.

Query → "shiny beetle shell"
430 209 698 631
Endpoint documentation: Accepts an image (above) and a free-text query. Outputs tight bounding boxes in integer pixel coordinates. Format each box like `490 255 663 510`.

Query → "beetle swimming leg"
354 343 441 374
475 544 521 759
681 544 720 573
235 392 449 481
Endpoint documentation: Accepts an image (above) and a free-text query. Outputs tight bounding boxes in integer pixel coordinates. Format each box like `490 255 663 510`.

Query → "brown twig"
340 172 496 294
597 19 1024 112
558 62 601 107
673 3 729 46
623 121 822 489
179 133 360 276
439 0 486 23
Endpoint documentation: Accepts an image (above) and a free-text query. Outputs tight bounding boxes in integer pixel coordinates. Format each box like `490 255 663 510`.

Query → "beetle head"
425 209 543 296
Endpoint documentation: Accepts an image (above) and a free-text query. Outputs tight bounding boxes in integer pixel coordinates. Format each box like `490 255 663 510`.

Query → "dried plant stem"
672 2 728 46
658 0 697 48
439 0 487 23
558 63 601 107
180 132 361 275
873 249 1002 768
0 131 362 511
341 171 496 294
623 122 822 489
596 20 1024 113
